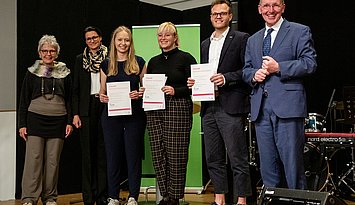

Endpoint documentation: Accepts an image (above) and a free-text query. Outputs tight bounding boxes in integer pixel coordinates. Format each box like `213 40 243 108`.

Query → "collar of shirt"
264 17 284 47
210 27 230 41
90 72 100 95
209 27 230 72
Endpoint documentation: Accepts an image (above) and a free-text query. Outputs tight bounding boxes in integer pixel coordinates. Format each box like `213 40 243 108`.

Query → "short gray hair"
259 0 284 4
37 34 60 55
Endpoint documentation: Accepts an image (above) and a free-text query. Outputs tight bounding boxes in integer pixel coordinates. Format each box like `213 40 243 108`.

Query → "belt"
91 94 100 98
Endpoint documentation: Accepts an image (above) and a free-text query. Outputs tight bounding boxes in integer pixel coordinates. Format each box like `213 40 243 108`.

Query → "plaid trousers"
146 96 192 199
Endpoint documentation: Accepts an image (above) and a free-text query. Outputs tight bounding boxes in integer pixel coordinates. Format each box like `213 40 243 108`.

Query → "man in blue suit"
188 1 251 204
242 0 317 189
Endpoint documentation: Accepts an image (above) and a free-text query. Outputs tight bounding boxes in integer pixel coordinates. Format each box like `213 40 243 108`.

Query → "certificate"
142 74 166 111
106 81 132 116
191 63 215 101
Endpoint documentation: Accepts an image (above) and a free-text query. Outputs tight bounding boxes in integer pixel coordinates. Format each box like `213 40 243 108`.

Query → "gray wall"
0 0 16 110
0 0 17 200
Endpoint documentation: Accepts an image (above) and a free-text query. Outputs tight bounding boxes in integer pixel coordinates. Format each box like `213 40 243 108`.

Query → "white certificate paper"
191 63 215 101
142 74 166 111
106 81 132 116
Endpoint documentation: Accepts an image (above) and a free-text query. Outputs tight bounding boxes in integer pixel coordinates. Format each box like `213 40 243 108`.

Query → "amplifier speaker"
258 187 347 205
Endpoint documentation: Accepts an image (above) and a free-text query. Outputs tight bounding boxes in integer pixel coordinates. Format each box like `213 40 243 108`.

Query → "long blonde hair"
107 26 139 76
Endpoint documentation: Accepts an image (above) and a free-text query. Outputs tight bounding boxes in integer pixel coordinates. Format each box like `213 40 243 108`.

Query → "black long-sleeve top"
18 68 72 128
147 47 197 98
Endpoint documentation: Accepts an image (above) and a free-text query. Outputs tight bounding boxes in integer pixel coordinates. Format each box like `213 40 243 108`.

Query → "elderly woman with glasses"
18 34 73 205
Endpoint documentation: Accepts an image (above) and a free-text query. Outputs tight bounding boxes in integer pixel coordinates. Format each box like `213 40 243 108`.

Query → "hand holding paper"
106 81 132 116
190 63 215 101
142 74 167 111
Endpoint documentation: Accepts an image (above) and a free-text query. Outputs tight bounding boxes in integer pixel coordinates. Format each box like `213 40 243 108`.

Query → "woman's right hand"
19 127 27 141
187 77 195 89
100 93 109 103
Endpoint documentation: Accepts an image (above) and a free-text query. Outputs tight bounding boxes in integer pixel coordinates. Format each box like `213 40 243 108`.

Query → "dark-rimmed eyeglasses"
40 49 56 54
210 12 230 18
86 36 99 42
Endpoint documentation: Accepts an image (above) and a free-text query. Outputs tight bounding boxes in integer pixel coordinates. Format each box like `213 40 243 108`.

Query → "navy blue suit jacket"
242 20 317 121
200 29 251 116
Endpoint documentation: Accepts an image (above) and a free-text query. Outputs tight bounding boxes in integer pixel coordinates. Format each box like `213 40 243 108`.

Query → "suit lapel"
218 30 234 69
257 29 265 59
270 20 290 56
202 40 211 63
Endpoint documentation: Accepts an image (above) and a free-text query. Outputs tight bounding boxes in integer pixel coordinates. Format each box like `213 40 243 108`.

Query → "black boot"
158 197 170 205
168 198 179 205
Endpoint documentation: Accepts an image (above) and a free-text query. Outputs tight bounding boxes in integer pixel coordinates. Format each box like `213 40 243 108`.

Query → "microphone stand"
321 89 336 132
318 89 337 193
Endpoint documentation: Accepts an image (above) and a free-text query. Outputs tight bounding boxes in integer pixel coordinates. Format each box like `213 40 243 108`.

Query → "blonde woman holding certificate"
145 22 197 205
99 26 146 205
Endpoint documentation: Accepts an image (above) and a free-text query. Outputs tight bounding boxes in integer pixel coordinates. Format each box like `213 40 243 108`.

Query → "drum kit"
302 88 355 198
303 112 355 199
246 110 355 200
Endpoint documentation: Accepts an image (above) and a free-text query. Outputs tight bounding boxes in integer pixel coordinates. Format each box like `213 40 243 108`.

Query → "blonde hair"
107 26 139 76
157 22 180 47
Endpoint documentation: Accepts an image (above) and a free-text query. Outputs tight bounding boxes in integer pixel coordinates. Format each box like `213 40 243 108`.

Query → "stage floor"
0 186 354 205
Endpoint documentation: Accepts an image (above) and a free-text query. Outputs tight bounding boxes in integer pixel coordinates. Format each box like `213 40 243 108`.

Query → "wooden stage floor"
1 188 354 205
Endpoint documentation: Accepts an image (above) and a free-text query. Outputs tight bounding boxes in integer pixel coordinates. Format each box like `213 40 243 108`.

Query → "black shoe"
168 198 179 205
158 197 169 205
97 198 108 205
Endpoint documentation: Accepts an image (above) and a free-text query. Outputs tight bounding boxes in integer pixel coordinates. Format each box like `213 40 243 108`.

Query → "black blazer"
72 53 95 117
200 29 251 116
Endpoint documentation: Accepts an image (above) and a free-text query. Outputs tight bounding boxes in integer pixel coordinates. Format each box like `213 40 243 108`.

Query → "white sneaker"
126 197 138 205
107 198 120 205
23 202 33 205
46 201 57 205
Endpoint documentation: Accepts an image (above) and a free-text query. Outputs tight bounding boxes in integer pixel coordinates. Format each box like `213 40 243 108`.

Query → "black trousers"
101 111 146 200
202 100 252 198
79 96 107 205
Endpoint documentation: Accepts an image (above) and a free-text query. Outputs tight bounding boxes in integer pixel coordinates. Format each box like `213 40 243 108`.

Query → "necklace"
41 77 55 100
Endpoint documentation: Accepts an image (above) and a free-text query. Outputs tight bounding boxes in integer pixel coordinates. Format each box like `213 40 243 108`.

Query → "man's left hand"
262 56 280 74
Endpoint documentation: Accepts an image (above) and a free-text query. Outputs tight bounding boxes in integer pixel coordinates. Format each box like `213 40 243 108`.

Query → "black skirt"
27 111 67 138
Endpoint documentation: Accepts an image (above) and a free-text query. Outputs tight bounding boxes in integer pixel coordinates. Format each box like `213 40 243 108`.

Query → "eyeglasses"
260 3 283 11
210 12 230 18
40 49 56 54
86 35 99 42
